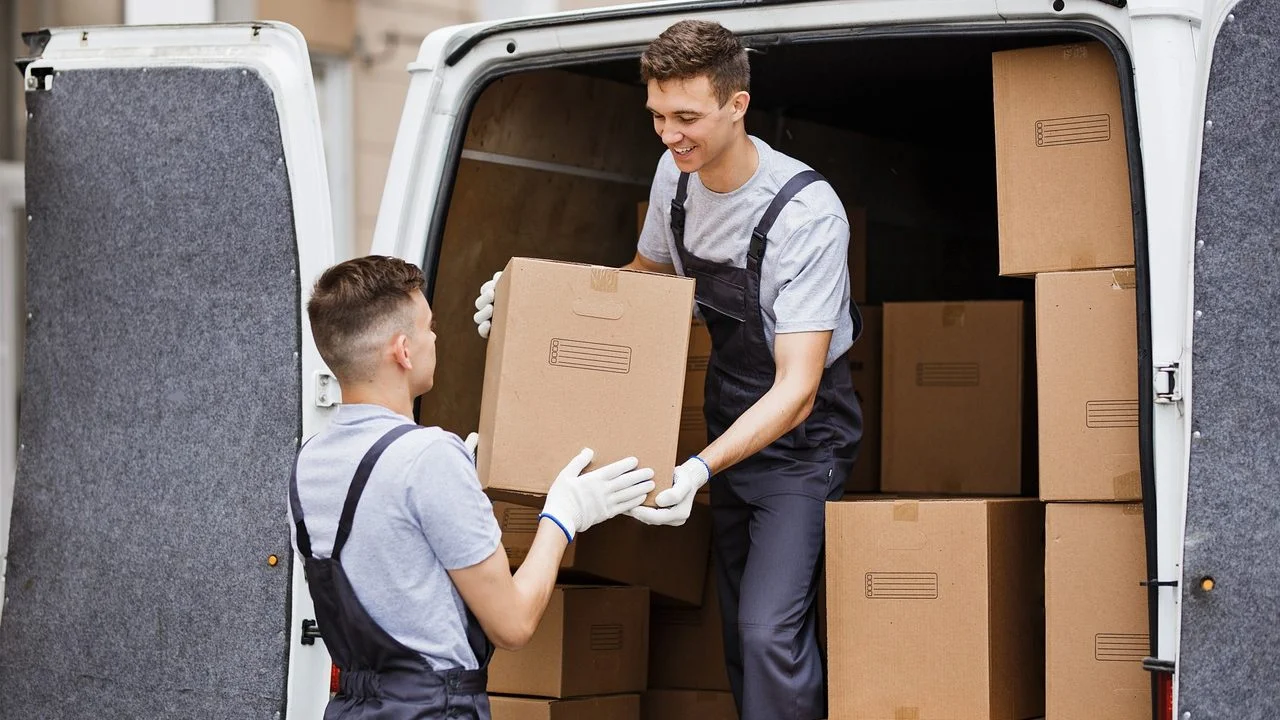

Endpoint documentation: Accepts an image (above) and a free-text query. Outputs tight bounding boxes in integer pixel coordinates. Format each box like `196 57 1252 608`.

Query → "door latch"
301 618 322 645
1154 363 1181 404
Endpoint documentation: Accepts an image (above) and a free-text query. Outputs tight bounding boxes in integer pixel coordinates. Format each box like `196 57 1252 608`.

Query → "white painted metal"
0 160 25 627
125 0 216 25
313 54 357 261
24 22 338 717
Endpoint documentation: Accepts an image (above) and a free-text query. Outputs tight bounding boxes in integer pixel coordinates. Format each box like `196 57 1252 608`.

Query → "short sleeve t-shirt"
637 135 855 367
289 404 501 671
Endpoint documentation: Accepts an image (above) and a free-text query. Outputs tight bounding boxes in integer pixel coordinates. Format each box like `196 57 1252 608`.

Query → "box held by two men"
492 501 710 606
826 498 1044 720
488 585 649 698
1046 503 1150 720
1036 269 1140 501
993 42 1134 276
478 258 695 505
880 301 1025 495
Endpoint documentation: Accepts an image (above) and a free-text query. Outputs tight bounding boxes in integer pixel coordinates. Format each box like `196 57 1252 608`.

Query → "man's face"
405 291 438 396
646 75 748 175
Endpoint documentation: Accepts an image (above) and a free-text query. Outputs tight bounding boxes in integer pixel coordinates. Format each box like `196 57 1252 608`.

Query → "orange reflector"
330 664 340 695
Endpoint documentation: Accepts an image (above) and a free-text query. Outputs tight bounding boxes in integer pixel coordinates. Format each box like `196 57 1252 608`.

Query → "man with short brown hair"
294 255 655 719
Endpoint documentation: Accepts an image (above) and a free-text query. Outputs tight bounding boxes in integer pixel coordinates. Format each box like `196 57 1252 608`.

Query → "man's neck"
698 133 758 194
341 383 416 422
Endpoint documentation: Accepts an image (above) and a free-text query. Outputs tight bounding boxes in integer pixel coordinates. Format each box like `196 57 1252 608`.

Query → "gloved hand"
625 457 711 527
472 271 502 339
464 432 479 464
540 449 656 541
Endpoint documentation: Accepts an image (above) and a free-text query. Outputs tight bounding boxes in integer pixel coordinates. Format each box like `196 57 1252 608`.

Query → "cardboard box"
1037 269 1140 501
258 0 356 55
847 305 882 493
880 301 1025 495
849 206 868 304
1046 503 1150 720
993 42 1134 276
493 501 711 606
826 499 1044 720
479 258 695 504
488 585 650 698
642 691 738 720
649 559 729 691
678 319 712 462
490 694 640 720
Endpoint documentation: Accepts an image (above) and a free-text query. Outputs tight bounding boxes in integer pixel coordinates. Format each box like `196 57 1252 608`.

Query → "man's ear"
392 333 413 371
730 90 751 121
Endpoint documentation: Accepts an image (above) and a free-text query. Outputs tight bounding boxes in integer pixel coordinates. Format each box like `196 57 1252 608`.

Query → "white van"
0 0 1271 717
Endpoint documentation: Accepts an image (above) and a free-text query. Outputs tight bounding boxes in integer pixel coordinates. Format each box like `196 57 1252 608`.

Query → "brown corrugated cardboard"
479 258 695 505
1037 269 1140 501
1046 503 1150 720
678 319 712 462
826 499 1044 720
847 305 882 493
642 690 738 720
849 206 868 304
993 42 1134 276
489 585 650 698
258 0 356 54
492 501 710 606
880 301 1025 495
490 694 641 720
649 558 729 691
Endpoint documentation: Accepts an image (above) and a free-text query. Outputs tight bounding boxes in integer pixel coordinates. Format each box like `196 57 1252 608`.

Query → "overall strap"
289 436 317 558
670 172 692 249
332 424 423 560
748 170 827 266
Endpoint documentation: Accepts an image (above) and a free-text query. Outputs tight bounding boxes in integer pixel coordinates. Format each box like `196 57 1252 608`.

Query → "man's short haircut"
640 19 750 106
307 255 425 382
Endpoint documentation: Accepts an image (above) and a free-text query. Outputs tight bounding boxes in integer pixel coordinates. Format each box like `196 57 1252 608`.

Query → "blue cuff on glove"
538 512 574 543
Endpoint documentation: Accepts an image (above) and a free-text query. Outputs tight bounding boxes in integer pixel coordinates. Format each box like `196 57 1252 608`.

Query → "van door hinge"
315 371 341 408
1154 363 1181 404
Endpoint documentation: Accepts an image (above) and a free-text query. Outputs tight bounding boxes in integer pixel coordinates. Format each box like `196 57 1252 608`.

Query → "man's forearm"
507 520 570 641
698 381 815 474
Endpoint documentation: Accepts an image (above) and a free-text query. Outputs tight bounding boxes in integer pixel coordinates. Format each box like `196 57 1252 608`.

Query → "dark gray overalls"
671 170 863 720
290 424 494 720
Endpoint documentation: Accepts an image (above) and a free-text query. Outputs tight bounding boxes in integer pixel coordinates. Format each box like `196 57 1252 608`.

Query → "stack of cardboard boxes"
477 257 737 718
825 41 1150 719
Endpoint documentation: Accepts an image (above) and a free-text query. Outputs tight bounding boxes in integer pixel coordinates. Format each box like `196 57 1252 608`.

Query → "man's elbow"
488 615 538 651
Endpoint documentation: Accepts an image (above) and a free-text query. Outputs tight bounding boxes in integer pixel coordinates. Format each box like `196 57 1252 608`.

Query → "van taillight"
330 664 340 695
1157 672 1174 720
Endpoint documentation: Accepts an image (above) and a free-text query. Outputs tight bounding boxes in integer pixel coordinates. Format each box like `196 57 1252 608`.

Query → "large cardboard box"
490 694 640 720
826 499 1044 720
479 258 695 504
648 559 729 691
678 319 712 462
847 305 882 493
1037 269 1140 501
488 585 650 698
642 690 738 720
880 301 1025 495
993 42 1134 276
1046 503 1150 720
492 501 711 605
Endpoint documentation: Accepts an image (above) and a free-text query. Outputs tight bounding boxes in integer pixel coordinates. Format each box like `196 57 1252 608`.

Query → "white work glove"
464 432 479 464
540 449 656 541
472 271 502 339
625 457 710 527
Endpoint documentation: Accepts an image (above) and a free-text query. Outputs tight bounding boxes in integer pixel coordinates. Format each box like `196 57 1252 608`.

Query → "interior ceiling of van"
569 32 1085 145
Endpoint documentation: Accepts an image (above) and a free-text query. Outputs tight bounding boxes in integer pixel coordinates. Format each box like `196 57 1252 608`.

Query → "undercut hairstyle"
307 255 425 382
640 19 750 106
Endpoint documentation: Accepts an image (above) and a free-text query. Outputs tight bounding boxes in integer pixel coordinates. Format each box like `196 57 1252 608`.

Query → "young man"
292 256 655 719
475 19 862 720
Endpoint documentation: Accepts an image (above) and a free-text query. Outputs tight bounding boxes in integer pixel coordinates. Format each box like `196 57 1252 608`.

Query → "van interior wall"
423 50 1037 482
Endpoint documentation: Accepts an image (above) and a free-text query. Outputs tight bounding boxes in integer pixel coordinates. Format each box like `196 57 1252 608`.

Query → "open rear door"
1179 0 1280 715
0 23 335 718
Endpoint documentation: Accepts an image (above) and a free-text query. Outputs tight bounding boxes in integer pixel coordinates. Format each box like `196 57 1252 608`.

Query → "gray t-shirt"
637 135 854 367
289 404 501 671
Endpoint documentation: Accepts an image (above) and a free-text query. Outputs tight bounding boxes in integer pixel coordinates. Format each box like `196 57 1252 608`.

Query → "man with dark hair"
294 255 656 719
475 19 861 720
